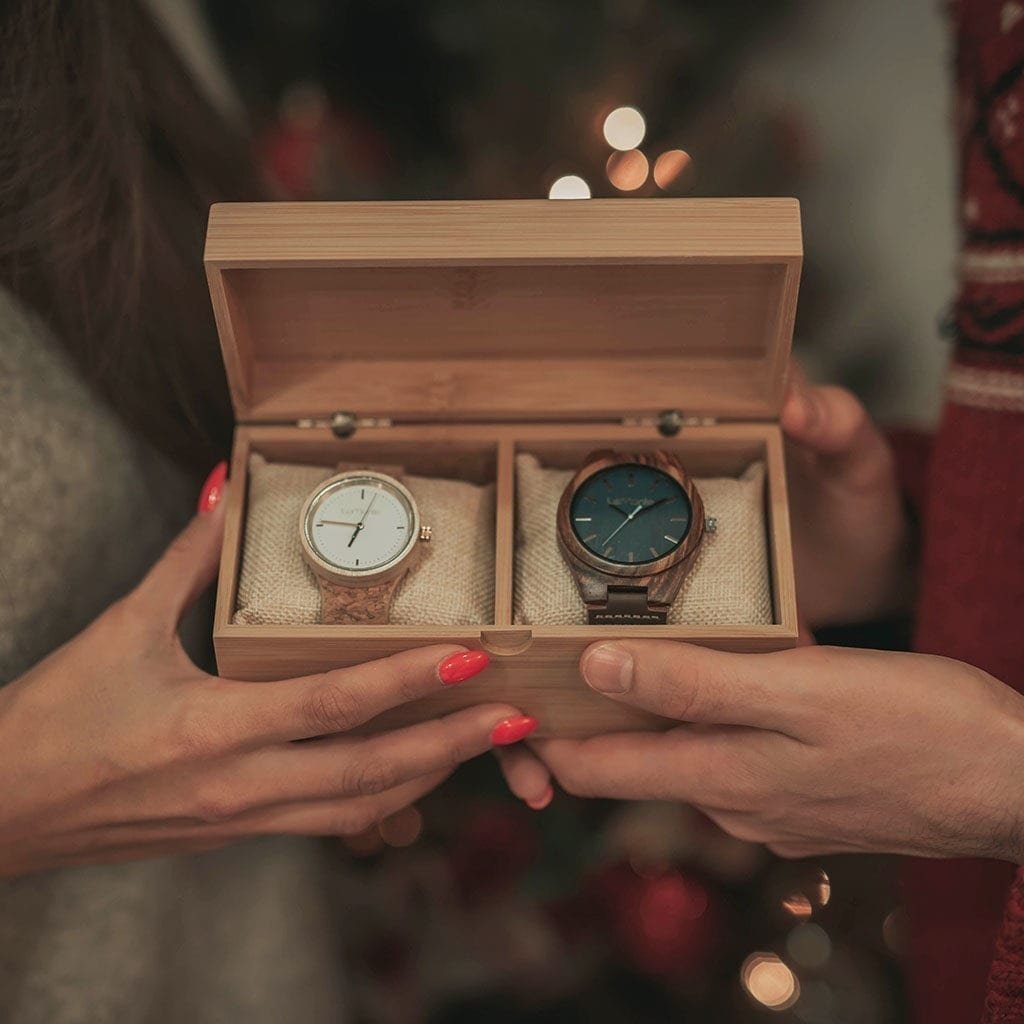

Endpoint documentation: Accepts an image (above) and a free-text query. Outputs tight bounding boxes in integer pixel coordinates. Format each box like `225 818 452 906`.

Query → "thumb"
129 462 229 633
579 640 811 736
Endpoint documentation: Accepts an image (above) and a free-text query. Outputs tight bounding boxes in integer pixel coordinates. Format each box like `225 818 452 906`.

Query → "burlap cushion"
513 453 772 626
233 455 495 626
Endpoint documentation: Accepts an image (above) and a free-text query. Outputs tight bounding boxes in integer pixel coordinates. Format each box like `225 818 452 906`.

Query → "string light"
548 174 591 199
603 106 646 150
606 149 649 191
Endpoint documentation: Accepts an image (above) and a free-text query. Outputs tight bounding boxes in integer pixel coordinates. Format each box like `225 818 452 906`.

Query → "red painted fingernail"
438 650 490 686
526 785 554 811
197 462 228 515
490 715 538 746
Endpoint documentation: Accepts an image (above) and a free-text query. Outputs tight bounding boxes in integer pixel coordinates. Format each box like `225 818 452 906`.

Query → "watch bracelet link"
588 587 668 625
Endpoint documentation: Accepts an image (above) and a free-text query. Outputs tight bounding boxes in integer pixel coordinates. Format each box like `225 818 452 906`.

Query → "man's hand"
781 366 913 628
532 640 1024 863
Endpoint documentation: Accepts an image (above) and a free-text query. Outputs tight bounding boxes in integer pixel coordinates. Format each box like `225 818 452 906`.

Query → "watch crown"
419 525 433 542
705 516 718 534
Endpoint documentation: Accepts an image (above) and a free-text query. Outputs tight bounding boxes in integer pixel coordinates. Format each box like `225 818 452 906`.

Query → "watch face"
570 462 692 566
303 474 416 574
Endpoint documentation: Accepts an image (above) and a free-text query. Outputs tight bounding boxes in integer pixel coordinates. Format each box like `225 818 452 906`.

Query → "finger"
89 771 450 847
578 640 815 736
494 745 554 810
797 618 817 647
781 372 883 462
212 645 493 745
129 462 229 633
209 702 526 809
532 731 739 803
238 771 448 838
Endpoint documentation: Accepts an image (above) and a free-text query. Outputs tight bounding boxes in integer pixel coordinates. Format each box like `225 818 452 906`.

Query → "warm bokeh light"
813 869 831 907
606 149 649 191
603 106 646 150
653 148 694 190
786 923 831 969
781 892 813 920
741 953 800 1011
548 174 591 199
883 907 910 956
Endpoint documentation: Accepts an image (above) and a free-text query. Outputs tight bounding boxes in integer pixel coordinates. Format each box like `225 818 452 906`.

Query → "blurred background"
170 0 956 1019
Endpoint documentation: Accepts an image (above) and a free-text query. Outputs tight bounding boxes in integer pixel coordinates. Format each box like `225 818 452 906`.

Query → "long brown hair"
0 0 263 473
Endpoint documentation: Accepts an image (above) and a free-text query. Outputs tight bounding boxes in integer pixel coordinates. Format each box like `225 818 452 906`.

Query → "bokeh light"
883 907 910 956
603 106 646 150
741 953 800 1011
606 149 649 191
813 869 831 907
786 923 832 969
548 174 591 199
781 892 814 920
653 148 694 190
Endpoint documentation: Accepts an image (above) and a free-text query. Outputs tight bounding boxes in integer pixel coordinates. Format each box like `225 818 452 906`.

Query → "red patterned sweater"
899 3 1024 1022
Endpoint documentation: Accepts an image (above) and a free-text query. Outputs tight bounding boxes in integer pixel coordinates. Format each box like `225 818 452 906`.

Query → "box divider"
492 439 516 626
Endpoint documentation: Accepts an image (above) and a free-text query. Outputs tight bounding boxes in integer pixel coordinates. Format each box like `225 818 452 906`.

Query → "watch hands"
347 492 379 548
599 496 676 547
600 503 645 546
636 496 673 516
319 519 361 527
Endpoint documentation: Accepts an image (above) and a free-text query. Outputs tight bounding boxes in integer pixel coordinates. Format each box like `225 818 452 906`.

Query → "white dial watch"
299 470 430 624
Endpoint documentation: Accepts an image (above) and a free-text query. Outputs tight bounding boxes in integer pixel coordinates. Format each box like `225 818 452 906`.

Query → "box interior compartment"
220 427 504 630
511 433 781 628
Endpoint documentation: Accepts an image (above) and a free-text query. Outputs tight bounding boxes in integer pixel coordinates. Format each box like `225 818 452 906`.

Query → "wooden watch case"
205 198 802 737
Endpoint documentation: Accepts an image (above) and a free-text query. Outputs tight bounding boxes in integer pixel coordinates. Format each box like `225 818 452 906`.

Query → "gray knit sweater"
0 289 347 1023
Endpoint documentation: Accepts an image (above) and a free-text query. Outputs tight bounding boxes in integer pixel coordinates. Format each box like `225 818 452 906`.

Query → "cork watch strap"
587 586 669 625
315 462 411 624
318 575 403 625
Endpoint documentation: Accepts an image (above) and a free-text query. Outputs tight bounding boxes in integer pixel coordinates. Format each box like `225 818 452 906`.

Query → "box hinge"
294 412 393 437
620 409 717 436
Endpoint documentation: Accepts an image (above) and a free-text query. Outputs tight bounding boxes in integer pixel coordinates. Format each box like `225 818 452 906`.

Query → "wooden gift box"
205 198 801 737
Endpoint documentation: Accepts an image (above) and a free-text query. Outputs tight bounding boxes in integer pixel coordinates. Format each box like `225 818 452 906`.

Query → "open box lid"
204 198 801 427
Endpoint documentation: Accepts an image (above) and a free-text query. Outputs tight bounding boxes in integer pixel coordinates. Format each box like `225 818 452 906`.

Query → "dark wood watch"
556 450 708 625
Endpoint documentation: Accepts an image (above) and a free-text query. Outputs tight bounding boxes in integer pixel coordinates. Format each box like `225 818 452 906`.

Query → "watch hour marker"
583 533 598 543
664 535 679 544
574 516 593 522
670 517 686 522
628 551 635 562
361 489 365 500
649 546 659 558
603 546 614 558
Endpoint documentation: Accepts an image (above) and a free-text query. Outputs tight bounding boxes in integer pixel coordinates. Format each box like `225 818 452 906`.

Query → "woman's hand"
533 640 1024 863
0 473 536 878
782 366 913 628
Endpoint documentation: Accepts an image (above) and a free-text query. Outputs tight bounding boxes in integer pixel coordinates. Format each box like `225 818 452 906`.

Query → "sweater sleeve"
982 869 1024 1024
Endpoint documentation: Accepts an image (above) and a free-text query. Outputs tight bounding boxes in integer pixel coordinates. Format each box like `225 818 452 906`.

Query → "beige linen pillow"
233 455 495 626
513 453 772 626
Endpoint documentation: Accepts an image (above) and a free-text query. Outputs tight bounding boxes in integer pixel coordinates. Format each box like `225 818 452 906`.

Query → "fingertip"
438 649 490 686
526 785 554 811
197 461 229 515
